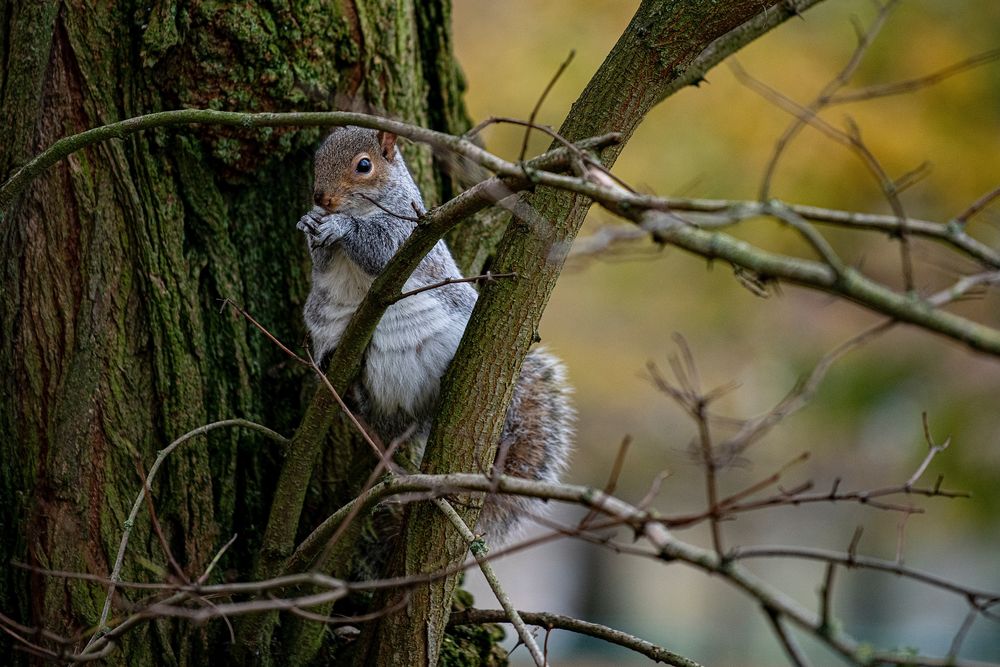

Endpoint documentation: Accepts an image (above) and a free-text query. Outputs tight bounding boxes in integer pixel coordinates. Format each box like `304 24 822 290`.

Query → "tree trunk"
0 1 473 665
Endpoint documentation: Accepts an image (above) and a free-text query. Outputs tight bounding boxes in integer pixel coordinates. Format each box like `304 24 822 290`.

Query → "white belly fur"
306 251 371 361
367 289 469 418
307 252 471 420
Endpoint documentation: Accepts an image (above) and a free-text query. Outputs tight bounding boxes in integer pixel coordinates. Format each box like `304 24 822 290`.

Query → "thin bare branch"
519 50 576 164
948 608 980 662
86 419 288 650
580 435 632 529
909 414 952 489
758 0 898 200
830 47 1000 104
764 605 812 667
450 608 703 667
730 59 916 290
433 498 545 667
955 184 1000 226
134 454 190 585
390 271 517 304
730 545 1000 608
20 467 1000 667
818 563 837 632
649 195 1000 269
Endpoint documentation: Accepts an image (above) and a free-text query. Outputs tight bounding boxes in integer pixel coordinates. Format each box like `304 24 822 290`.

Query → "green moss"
440 583 508 667
140 2 180 67
210 136 243 166
140 2 355 175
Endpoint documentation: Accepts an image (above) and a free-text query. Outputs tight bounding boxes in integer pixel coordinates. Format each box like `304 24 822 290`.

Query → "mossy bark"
0 1 477 665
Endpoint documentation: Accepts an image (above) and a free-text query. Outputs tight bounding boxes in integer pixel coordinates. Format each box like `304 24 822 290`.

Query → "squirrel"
296 126 574 542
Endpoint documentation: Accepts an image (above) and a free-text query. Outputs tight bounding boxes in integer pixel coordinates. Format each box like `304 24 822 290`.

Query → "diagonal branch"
432 498 545 667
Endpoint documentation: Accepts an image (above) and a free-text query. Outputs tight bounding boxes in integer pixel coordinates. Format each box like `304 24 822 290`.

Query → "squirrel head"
312 126 401 215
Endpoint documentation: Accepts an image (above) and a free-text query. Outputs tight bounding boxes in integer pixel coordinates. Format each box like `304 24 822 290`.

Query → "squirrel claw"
297 213 321 236
300 210 347 247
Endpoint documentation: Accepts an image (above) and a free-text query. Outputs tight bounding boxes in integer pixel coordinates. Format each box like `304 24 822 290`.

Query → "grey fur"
300 127 574 543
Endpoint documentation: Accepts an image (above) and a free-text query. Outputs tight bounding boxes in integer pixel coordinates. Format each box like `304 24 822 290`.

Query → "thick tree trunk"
0 1 471 665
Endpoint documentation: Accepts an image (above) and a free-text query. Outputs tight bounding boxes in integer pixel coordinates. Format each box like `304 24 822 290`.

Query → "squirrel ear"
377 130 397 161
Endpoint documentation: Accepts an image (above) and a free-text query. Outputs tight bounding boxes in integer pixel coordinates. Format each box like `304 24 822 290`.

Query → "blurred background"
452 1 1000 665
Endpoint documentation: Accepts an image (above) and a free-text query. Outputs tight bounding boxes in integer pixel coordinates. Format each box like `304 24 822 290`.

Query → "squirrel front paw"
298 208 347 247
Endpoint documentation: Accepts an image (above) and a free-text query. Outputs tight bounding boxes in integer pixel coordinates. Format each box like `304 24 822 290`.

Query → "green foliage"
141 1 354 172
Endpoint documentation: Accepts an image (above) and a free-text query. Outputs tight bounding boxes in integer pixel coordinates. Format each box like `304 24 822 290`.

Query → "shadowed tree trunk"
0 1 477 665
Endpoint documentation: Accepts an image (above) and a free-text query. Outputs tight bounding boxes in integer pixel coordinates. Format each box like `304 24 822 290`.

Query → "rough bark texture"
362 0 829 664
0 1 482 665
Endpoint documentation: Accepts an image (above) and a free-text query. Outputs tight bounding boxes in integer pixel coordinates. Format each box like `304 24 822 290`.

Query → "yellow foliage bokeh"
454 1 1000 664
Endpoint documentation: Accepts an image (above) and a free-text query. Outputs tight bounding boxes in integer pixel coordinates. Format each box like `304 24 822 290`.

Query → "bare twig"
646 337 729 554
223 298 310 365
908 413 952 489
450 608 703 667
948 608 980 662
766 201 847 275
955 184 1000 226
730 545 999 609
764 605 812 667
433 498 546 667
720 320 892 459
519 50 576 164
390 271 517 304
830 47 1000 104
730 58 917 291
645 195 1000 269
355 192 423 222
86 419 288 650
579 435 632 529
758 0 898 200
281 590 411 626
818 563 837 632
133 455 190 586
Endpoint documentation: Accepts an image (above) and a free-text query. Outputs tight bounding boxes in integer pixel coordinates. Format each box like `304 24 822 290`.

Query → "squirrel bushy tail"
477 347 574 542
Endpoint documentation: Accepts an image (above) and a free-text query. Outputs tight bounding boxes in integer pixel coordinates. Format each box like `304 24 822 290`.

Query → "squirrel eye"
356 157 372 174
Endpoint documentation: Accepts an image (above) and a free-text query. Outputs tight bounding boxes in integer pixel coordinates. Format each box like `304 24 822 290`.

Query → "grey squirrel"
296 126 574 541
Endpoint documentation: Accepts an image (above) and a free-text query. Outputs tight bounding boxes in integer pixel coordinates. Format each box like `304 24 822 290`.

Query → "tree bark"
362 0 829 665
0 1 471 665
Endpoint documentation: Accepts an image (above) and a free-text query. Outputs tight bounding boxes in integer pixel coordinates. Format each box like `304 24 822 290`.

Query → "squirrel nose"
314 191 340 211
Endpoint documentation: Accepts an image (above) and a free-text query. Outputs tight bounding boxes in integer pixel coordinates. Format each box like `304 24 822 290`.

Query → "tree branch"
0 110 581 212
650 195 1000 269
432 499 545 667
314 471 998 667
450 608 703 667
